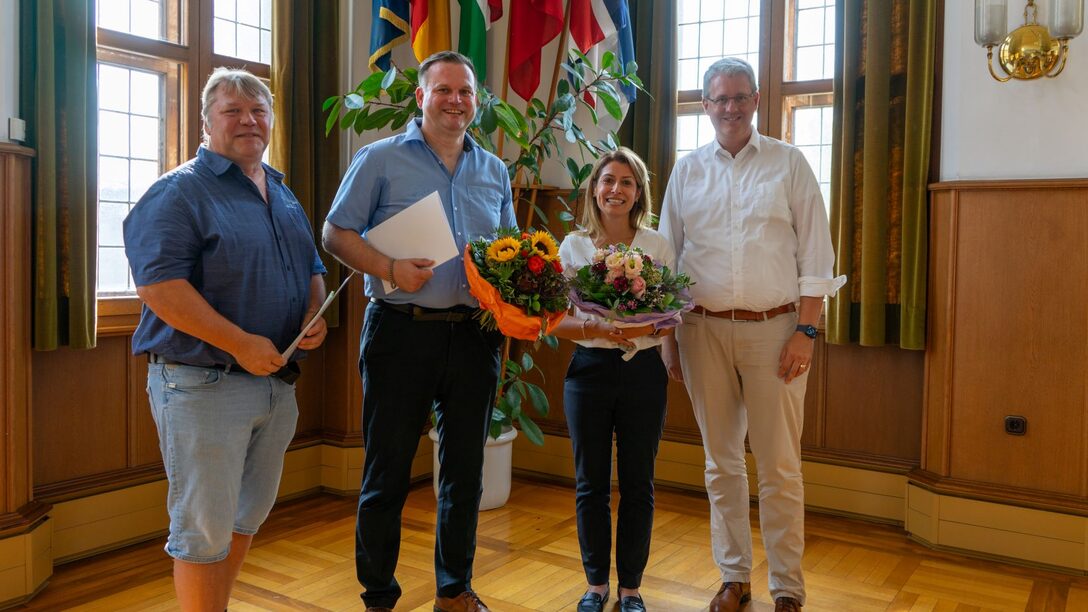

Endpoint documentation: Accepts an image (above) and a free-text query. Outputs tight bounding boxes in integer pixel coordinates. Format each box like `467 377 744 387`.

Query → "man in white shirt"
659 57 845 612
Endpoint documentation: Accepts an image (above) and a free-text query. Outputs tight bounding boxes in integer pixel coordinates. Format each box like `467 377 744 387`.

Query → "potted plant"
325 50 643 507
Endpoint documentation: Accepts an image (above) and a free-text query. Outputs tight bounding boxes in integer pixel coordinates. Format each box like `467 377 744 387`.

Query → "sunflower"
486 236 521 263
529 230 560 262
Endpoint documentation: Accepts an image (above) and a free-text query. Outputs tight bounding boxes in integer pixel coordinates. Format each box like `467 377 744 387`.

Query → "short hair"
418 50 478 88
702 57 758 97
201 67 274 140
578 147 654 239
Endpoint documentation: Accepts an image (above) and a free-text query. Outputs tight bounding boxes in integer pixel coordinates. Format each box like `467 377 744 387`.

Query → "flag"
569 0 612 54
604 0 637 103
369 0 411 73
458 0 503 82
411 0 452 63
508 0 565 101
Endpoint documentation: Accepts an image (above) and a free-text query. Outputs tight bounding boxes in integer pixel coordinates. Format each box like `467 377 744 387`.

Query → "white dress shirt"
559 228 675 354
659 130 846 312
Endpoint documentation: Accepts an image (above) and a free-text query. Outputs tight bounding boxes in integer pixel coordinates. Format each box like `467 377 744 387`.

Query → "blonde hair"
201 67 274 143
578 147 653 240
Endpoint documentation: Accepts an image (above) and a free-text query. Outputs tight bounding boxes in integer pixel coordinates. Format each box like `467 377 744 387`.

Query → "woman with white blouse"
552 147 675 612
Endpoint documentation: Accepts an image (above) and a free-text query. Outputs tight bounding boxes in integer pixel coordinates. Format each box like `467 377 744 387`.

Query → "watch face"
797 325 817 339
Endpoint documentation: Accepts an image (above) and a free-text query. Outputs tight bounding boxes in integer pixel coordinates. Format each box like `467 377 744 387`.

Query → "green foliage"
325 52 645 444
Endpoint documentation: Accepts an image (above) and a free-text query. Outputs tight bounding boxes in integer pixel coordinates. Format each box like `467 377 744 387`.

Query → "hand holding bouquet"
464 228 568 341
569 243 693 330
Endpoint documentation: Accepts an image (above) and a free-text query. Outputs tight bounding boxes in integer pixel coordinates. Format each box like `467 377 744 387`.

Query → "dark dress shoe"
434 591 490 612
709 582 751 612
774 596 802 611
576 589 609 612
620 594 646 611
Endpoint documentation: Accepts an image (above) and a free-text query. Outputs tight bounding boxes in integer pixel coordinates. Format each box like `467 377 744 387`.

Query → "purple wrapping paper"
568 288 695 329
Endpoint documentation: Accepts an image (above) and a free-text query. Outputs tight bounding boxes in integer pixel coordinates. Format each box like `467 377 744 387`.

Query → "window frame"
94 0 271 328
674 0 835 151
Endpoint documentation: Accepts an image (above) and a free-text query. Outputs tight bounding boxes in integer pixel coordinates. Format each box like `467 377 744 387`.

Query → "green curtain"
19 0 98 350
827 0 936 350
271 2 342 326
617 0 677 212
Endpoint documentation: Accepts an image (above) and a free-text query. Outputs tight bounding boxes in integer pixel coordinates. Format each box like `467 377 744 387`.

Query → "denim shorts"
147 363 298 563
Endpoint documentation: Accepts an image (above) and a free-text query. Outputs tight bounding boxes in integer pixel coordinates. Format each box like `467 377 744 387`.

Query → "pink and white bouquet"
569 243 694 329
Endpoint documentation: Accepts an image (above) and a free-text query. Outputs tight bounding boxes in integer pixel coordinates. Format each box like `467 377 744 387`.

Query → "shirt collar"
713 127 762 160
197 145 284 181
406 117 478 152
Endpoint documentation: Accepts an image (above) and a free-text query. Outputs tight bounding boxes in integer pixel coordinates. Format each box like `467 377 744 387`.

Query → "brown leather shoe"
433 591 490 612
774 596 803 611
365 608 393 612
709 582 751 612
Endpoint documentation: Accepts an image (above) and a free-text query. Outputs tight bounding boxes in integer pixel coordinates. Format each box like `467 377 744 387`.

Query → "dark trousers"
355 301 502 608
563 346 668 589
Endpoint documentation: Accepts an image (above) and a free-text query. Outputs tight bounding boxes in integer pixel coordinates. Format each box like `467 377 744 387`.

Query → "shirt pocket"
753 180 792 224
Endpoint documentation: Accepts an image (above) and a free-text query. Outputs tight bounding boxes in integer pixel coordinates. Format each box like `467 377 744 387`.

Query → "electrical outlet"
1004 415 1027 435
9 118 26 142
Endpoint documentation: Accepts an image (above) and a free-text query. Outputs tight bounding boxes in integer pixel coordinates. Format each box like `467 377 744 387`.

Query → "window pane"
675 114 718 159
98 64 130 113
678 58 700 91
237 0 260 27
678 0 701 24
129 0 161 39
96 63 165 296
214 0 272 64
98 0 166 42
789 0 835 81
787 103 833 215
699 21 724 57
678 24 700 59
214 18 237 57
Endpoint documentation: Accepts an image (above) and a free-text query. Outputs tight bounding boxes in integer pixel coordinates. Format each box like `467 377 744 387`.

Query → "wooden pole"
495 2 515 162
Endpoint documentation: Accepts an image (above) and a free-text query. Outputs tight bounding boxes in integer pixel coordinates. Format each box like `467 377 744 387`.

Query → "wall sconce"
975 0 1084 81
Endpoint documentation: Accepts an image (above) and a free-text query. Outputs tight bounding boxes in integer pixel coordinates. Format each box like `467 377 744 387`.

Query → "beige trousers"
676 310 807 604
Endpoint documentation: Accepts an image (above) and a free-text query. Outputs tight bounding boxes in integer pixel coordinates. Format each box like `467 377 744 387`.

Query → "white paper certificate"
365 191 459 293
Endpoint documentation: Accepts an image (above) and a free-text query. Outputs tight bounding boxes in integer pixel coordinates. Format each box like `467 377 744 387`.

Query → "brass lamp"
975 0 1084 81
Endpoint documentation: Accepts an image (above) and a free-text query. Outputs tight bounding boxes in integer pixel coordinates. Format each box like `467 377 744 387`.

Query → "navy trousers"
355 301 502 608
563 346 668 589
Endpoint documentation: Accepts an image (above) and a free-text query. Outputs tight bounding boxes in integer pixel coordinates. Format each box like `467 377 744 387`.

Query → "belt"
690 302 796 322
372 299 474 323
148 353 301 384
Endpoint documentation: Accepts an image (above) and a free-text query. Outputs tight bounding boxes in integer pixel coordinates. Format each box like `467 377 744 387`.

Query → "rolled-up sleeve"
789 150 846 298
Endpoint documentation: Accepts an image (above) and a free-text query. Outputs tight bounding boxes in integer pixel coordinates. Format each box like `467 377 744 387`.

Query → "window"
675 0 836 211
95 0 271 297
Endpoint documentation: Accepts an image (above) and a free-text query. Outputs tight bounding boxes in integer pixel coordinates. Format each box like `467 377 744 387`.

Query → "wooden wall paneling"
317 272 366 445
922 188 956 476
0 144 47 533
126 343 161 468
821 342 924 462
800 335 827 449
293 345 326 438
921 180 1088 513
32 338 130 490
946 186 1087 496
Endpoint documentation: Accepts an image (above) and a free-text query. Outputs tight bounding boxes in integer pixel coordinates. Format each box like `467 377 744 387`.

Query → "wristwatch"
795 324 818 339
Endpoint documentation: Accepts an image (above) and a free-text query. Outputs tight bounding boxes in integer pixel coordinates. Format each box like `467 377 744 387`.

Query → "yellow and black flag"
369 0 410 72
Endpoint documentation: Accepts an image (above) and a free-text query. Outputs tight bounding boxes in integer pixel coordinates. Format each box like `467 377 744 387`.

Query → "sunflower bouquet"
569 243 694 329
464 228 569 341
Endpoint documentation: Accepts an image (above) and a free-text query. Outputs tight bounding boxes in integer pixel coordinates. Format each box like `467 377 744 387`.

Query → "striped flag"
569 0 636 103
508 0 565 101
410 0 452 63
458 0 503 82
368 0 411 72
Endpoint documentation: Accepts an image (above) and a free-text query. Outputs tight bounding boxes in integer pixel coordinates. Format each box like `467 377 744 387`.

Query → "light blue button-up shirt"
327 118 516 308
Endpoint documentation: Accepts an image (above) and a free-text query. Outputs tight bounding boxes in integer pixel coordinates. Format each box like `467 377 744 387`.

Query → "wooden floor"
15 479 1088 611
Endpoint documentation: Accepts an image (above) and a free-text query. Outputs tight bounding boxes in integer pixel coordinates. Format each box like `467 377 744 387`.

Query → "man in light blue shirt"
323 51 515 612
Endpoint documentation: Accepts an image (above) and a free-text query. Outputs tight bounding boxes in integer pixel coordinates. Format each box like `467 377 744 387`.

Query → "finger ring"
800 363 808 369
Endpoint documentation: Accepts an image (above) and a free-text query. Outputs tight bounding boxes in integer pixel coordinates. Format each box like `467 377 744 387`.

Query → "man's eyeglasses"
704 93 756 108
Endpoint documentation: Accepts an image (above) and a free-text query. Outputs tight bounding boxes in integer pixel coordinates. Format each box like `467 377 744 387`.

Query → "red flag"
569 0 608 53
508 0 565 101
488 0 503 22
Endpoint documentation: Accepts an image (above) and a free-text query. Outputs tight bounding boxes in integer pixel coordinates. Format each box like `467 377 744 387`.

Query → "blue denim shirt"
326 118 516 308
124 146 326 366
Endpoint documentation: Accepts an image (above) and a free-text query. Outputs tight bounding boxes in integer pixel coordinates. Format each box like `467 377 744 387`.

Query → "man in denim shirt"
123 68 327 611
324 51 515 612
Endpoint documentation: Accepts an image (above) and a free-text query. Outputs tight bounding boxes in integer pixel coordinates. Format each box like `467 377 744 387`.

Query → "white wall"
0 0 18 143
941 0 1088 180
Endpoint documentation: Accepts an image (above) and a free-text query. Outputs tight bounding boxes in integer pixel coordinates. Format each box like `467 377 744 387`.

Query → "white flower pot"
428 425 518 511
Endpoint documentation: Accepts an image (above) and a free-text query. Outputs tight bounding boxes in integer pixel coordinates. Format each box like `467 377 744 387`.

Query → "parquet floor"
16 479 1088 611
